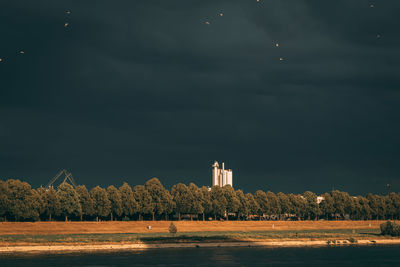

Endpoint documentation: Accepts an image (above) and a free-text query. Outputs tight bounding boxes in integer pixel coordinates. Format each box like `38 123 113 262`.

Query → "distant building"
212 161 233 187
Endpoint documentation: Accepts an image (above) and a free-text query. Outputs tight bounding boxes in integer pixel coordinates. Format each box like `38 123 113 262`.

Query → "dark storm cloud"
1 0 400 194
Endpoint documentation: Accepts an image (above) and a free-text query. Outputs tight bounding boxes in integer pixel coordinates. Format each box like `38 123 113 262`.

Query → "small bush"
169 222 177 234
122 216 130 221
380 221 400 236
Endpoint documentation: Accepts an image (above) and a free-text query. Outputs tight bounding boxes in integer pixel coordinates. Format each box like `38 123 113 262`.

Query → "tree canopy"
57 182 82 221
0 178 399 222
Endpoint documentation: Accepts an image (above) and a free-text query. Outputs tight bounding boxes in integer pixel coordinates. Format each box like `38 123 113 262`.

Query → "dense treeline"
0 178 399 222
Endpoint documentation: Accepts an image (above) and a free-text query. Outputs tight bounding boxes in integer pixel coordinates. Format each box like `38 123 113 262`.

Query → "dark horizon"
1 1 400 195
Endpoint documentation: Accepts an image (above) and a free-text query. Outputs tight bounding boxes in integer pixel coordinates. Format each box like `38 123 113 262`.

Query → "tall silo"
212 161 220 186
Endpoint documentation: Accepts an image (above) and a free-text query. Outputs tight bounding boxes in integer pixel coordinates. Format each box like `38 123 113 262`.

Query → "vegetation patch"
380 221 400 237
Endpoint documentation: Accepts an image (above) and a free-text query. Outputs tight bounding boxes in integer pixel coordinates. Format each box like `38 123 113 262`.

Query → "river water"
1 245 400 266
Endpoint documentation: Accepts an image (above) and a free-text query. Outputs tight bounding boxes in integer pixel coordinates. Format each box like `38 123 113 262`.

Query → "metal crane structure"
46 169 77 188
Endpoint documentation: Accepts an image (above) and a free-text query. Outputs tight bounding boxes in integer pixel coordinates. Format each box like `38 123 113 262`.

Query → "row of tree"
0 178 399 222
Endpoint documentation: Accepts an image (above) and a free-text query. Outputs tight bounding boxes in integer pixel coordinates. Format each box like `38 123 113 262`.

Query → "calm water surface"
1 245 400 266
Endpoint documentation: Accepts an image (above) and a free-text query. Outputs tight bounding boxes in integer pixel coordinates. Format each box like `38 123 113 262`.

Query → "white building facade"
212 161 233 187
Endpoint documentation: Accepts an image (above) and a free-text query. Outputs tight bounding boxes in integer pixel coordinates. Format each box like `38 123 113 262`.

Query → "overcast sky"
1 0 399 195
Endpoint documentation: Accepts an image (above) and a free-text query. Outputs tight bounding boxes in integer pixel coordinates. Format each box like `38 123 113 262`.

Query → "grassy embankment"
0 229 385 246
0 221 395 246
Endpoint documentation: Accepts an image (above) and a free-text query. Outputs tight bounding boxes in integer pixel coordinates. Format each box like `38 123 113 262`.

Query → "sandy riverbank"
1 239 400 253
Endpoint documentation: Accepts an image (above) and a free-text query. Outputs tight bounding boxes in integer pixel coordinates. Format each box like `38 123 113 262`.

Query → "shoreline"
1 239 400 253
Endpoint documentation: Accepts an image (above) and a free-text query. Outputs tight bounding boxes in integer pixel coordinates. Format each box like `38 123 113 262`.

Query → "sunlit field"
0 220 387 235
0 220 394 245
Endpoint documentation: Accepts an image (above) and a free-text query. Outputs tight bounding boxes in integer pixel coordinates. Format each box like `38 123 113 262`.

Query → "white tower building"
212 161 233 187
